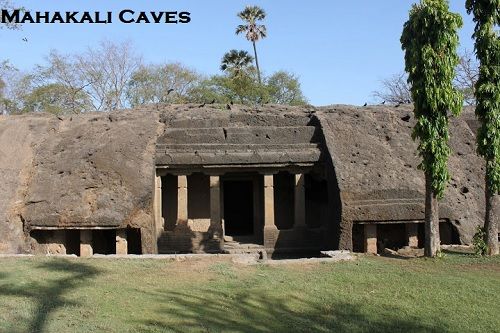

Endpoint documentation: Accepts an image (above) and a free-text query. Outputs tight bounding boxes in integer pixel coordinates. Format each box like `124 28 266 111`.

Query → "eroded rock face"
0 104 494 254
318 105 488 247
0 110 160 253
0 114 55 253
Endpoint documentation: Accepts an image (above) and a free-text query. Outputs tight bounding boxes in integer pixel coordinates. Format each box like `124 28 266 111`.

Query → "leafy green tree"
0 61 17 114
0 78 4 97
127 63 201 106
188 67 307 107
0 77 7 115
220 50 255 78
236 6 267 84
38 51 94 113
267 71 307 105
188 74 267 105
401 0 463 257
22 83 90 114
1 71 33 114
37 41 142 111
466 0 499 255
188 50 263 105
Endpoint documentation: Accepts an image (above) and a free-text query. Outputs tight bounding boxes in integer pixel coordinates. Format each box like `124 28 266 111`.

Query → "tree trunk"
425 172 440 257
484 175 499 255
252 41 262 85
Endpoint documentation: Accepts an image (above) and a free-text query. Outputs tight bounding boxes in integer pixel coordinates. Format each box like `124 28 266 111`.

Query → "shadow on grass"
378 252 414 260
441 248 474 255
136 287 449 333
0 259 101 333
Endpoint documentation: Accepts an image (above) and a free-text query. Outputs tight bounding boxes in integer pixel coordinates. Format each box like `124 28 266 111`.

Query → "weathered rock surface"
0 114 55 253
155 105 320 168
318 105 488 246
1 111 160 253
0 104 494 254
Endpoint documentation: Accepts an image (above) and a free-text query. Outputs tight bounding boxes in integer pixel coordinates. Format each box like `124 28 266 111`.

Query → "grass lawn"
0 253 499 333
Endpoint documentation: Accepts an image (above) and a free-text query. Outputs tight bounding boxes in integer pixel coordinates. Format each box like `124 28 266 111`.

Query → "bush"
472 226 488 256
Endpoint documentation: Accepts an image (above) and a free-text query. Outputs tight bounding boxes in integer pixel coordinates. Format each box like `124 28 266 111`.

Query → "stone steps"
224 243 264 250
161 111 313 129
223 241 266 256
156 146 322 166
157 143 320 151
156 122 323 167
158 126 320 145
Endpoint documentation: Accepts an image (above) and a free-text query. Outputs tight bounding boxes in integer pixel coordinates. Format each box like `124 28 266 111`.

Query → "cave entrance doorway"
223 180 254 238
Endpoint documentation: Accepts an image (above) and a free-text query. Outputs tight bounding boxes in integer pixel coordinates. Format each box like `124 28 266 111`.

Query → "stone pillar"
210 176 222 238
116 229 128 255
294 173 306 229
264 174 278 249
406 223 419 248
177 175 188 225
364 224 377 254
264 175 276 229
154 173 163 235
80 230 93 257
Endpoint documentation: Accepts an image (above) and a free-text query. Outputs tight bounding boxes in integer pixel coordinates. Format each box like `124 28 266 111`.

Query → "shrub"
472 226 488 256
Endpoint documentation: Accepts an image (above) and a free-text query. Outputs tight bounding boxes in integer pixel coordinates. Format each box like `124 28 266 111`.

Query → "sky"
0 0 476 106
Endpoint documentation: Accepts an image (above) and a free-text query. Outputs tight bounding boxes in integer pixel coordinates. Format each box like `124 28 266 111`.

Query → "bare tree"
75 40 142 111
38 51 93 114
374 51 479 106
373 72 412 105
0 0 23 30
39 40 142 111
454 49 479 106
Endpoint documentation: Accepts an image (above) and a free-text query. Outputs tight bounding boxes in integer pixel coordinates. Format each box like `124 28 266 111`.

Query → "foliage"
1 37 307 113
435 249 447 258
21 83 91 115
401 0 463 198
187 69 306 106
236 6 267 43
0 61 16 114
0 63 8 114
466 0 500 195
2 57 94 114
37 51 94 113
126 63 201 107
0 72 36 114
188 73 268 105
220 49 254 77
472 225 488 255
236 5 267 84
267 71 307 105
22 41 142 112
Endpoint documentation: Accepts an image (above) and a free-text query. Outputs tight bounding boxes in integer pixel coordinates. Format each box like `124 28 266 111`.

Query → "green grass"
0 254 499 333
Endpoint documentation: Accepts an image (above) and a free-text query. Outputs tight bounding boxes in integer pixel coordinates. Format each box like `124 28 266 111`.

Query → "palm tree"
236 6 267 84
220 50 254 77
